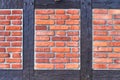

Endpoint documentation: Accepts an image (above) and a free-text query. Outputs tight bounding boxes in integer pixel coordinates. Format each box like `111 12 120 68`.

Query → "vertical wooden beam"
80 0 92 80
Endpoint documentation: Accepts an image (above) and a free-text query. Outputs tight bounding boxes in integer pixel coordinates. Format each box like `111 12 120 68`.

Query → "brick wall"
93 9 120 70
0 9 23 69
35 9 80 70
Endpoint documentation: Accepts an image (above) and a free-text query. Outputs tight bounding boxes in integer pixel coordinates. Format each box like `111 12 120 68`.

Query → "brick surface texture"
93 9 120 70
35 9 80 70
0 9 23 69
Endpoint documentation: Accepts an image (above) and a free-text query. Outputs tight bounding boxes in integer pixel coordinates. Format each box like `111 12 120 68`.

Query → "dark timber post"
81 0 92 80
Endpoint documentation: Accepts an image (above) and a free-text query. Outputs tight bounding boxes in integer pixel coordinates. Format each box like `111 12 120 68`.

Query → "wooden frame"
0 0 120 80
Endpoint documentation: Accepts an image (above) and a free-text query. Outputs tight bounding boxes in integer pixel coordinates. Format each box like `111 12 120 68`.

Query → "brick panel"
0 9 23 69
35 9 80 70
93 9 120 70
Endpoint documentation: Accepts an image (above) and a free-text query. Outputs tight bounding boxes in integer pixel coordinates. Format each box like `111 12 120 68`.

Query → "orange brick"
0 10 11 15
0 53 10 58
7 16 22 20
55 53 65 58
67 10 79 14
11 42 22 47
56 42 65 47
0 64 10 68
93 64 107 69
51 58 69 63
0 42 10 47
94 31 108 35
114 48 120 52
36 20 54 25
93 14 112 19
12 64 22 69
67 42 79 47
36 42 54 47
36 53 54 58
94 47 112 52
55 20 65 25
36 59 49 63
93 20 106 25
108 53 120 58
66 20 79 25
69 25 80 30
0 26 5 30
36 31 54 36
36 48 50 52
0 32 10 36
66 53 79 58
108 10 120 14
70 15 80 20
6 26 22 30
52 48 70 52
66 64 79 69
12 21 22 25
67 31 79 36
114 26 120 30
50 26 69 30
56 31 66 36
35 64 54 69
108 64 120 69
35 36 50 41
0 21 10 25
36 10 54 14
93 9 108 14
0 48 6 52
94 26 112 30
72 36 79 41
70 59 79 63
12 53 21 58
93 58 112 63
7 48 21 52
0 59 5 63
94 53 107 58
55 64 65 69
50 15 69 20
94 36 112 40
6 59 21 63
52 37 71 41
93 42 108 46
113 20 120 25
108 42 120 46
56 10 65 14
72 48 79 52
7 37 22 41
35 15 49 20
0 16 5 20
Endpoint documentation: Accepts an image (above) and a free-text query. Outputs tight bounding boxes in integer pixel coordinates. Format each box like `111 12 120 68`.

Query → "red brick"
51 58 69 63
0 37 5 41
55 20 65 25
0 64 10 68
11 42 22 47
93 20 106 25
7 48 21 52
0 53 10 58
56 31 66 36
0 42 10 47
36 31 54 36
36 42 54 47
0 26 4 30
109 31 120 36
50 26 68 30
114 26 120 30
12 53 21 58
108 64 120 69
36 10 54 14
94 31 108 35
0 16 5 20
36 53 54 58
12 64 22 69
52 48 70 52
114 14 120 19
94 36 112 40
36 20 54 25
7 16 22 20
94 53 107 58
56 42 65 47
0 10 11 15
114 36 120 40
12 10 22 14
66 53 79 58
35 64 54 69
36 48 50 52
66 64 79 69
52 37 71 41
93 14 112 19
108 42 120 46
93 64 107 69
55 53 65 58
69 25 80 30
93 58 112 63
70 15 80 20
36 26 47 30
114 59 120 63
50 15 69 20
0 21 10 25
55 64 65 69
0 48 6 52
94 47 112 52
7 37 22 41
94 26 112 30
0 59 5 63
67 10 79 14
6 59 21 63
35 15 49 20
70 59 79 63
67 42 79 47
12 21 22 25
93 9 108 14
114 48 120 52
113 20 120 25
72 36 79 41
108 53 120 58
72 48 79 52
67 32 79 36
6 26 22 30
36 36 50 41
12 32 22 36
108 10 120 14
56 10 65 14
0 32 10 36
36 59 49 63
66 20 79 25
